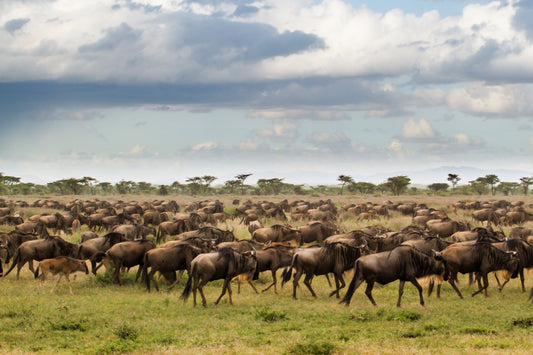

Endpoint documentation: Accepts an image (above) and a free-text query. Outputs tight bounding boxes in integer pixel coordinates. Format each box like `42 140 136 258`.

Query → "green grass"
1 194 532 354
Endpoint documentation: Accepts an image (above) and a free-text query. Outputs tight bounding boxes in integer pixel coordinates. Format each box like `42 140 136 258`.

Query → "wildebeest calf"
34 256 89 294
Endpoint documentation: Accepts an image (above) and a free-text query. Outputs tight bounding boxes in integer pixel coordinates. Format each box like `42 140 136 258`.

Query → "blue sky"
1 0 532 186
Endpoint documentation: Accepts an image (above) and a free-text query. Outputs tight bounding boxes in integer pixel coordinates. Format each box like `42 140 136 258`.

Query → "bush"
254 306 288 322
287 341 336 355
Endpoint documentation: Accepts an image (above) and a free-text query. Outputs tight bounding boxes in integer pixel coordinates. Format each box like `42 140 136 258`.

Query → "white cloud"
255 119 298 140
191 141 218 151
402 118 435 139
455 133 471 145
446 83 521 116
388 139 402 152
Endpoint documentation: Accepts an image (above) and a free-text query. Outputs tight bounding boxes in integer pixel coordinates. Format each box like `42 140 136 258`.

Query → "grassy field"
1 194 533 354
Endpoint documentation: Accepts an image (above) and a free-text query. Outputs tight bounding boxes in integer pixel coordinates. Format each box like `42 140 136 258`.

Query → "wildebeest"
282 242 367 299
142 243 203 292
181 247 258 307
77 232 126 274
491 238 533 292
340 245 446 307
156 219 187 243
298 221 340 244
100 239 155 285
252 225 302 246
4 236 81 280
440 241 520 298
34 256 89 294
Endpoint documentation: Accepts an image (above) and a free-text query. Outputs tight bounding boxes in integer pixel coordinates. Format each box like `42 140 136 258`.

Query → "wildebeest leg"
494 273 502 289
427 279 434 297
214 278 230 305
447 274 463 299
149 270 159 292
28 260 35 273
292 270 303 299
397 280 405 307
364 281 377 306
468 272 474 286
262 270 277 293
113 261 122 285
167 270 186 291
520 269 525 292
247 280 259 294
411 278 424 307
51 274 62 294
303 274 317 298
66 274 74 295
324 273 332 287
135 264 143 283
329 274 344 298
472 273 488 297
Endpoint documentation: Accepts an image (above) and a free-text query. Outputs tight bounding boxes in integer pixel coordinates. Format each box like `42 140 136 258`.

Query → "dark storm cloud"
79 23 142 53
168 14 325 65
4 18 30 34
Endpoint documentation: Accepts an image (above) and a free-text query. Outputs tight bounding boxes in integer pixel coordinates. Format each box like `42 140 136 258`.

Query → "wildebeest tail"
339 259 361 306
2 248 21 277
281 254 298 287
181 263 195 302
92 251 107 263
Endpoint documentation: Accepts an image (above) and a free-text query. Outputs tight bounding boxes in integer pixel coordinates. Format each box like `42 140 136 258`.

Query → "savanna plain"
1 194 532 355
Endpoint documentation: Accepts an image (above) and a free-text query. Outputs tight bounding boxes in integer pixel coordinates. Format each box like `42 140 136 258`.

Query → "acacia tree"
469 178 488 195
185 177 202 195
200 175 217 194
520 177 533 196
348 182 376 195
483 174 500 196
223 179 241 194
385 176 411 196
337 175 354 195
428 183 449 194
497 182 519 196
447 173 460 193
235 173 252 195
257 178 284 195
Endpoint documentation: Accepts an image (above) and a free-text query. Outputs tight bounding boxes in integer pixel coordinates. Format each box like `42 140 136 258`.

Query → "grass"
0 194 532 354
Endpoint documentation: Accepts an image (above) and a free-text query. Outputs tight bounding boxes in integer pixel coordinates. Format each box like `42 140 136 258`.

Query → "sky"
1 0 533 186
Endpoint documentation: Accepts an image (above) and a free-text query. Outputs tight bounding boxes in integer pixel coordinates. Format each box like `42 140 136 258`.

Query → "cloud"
402 118 435 139
254 119 298 141
248 109 350 121
191 141 218 151
4 18 30 34
388 139 402 152
307 131 353 153
239 138 258 151
78 23 142 53
445 83 522 116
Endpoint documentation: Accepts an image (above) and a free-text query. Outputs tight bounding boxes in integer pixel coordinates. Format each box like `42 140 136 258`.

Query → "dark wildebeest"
298 221 340 244
181 247 258 307
157 219 187 243
101 239 156 285
142 243 203 292
3 236 81 280
491 238 533 292
77 232 127 274
282 242 367 299
440 241 520 298
252 225 302 246
401 236 454 298
0 231 38 266
340 245 446 307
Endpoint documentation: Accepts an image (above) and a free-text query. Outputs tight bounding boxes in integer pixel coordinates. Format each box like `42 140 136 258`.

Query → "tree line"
0 172 532 197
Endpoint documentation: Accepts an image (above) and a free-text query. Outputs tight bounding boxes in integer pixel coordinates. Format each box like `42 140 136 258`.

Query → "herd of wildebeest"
1 197 533 308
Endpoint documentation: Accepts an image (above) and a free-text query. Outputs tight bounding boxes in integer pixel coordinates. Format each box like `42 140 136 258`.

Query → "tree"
223 179 241 194
137 182 153 194
158 185 169 195
348 182 376 195
257 178 284 195
235 173 252 195
497 182 519 196
185 177 202 196
447 173 460 193
520 177 533 196
483 174 500 196
337 175 354 195
115 180 136 194
96 182 113 195
385 176 411 196
469 178 488 195
200 175 217 194
428 183 449 194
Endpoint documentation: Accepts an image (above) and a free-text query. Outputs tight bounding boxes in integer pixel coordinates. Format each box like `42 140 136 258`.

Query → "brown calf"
34 256 89 294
